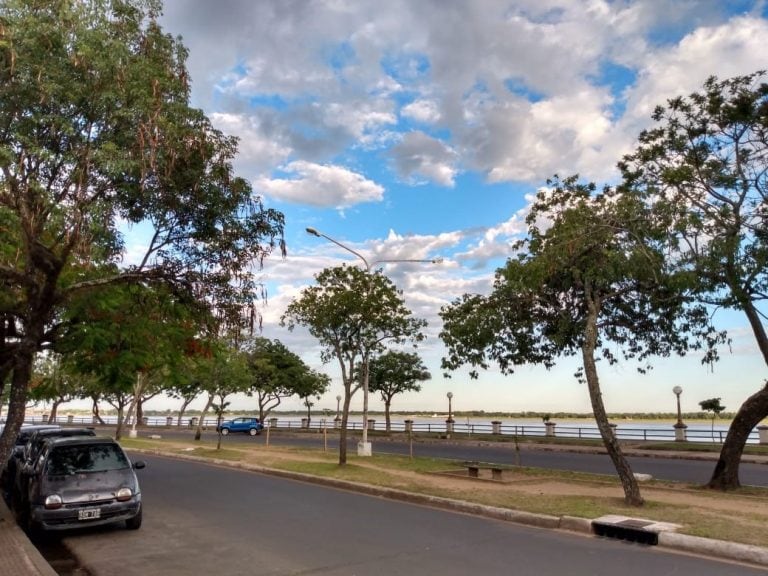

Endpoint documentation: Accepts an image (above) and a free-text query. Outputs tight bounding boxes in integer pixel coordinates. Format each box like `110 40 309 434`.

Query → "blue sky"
121 0 768 416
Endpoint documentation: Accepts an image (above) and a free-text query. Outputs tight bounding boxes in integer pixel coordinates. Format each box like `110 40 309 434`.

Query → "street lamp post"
306 227 440 457
446 392 454 435
672 385 687 442
335 394 341 428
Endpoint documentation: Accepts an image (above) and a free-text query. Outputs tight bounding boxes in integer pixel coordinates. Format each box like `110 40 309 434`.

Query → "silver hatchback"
24 436 145 532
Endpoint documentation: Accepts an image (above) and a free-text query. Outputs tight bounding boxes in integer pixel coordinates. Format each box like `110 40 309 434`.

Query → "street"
58 454 767 576
157 428 768 487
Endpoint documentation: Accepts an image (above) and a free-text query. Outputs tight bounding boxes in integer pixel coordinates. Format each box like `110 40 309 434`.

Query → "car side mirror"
133 461 147 470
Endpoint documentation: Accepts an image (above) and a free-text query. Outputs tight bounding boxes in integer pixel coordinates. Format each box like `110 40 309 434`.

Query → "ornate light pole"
306 227 441 456
335 395 341 422
446 392 454 434
672 385 687 442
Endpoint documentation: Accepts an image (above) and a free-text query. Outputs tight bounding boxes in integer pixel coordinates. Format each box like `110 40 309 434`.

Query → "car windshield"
46 444 130 475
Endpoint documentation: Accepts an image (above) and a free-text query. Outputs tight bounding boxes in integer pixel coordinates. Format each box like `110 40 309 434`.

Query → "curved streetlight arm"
306 227 370 270
372 257 444 267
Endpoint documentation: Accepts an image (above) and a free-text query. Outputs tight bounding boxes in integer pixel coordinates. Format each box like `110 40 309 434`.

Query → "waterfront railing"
14 414 767 445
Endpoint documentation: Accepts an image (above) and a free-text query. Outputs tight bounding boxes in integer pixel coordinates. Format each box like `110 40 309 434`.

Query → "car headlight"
44 494 63 510
116 487 133 502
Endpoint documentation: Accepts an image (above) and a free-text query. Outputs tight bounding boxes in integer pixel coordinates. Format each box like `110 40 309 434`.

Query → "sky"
116 0 768 417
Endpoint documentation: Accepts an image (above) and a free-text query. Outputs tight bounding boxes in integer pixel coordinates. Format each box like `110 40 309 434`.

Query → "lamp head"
306 227 321 237
672 386 682 396
447 392 453 400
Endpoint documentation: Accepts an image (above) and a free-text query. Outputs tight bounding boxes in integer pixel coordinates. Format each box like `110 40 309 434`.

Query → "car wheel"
249 428 258 436
125 506 142 530
220 428 229 435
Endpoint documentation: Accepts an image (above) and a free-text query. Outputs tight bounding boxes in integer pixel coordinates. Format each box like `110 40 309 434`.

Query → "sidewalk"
0 498 56 576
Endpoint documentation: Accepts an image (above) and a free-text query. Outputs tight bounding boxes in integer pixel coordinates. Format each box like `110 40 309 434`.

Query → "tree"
191 341 250 442
0 0 284 465
619 71 768 490
699 397 726 443
296 368 331 425
440 177 722 506
245 338 313 421
57 282 196 439
28 354 78 422
367 351 430 432
282 265 426 465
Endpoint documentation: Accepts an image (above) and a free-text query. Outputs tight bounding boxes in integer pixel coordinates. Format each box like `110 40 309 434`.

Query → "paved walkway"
0 498 56 576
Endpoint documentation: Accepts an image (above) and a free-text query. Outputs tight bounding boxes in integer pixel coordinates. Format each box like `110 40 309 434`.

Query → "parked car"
216 417 263 436
22 436 145 532
1 424 60 502
10 427 96 514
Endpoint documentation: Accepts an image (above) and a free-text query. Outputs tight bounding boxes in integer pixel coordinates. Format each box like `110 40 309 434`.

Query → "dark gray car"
24 436 145 532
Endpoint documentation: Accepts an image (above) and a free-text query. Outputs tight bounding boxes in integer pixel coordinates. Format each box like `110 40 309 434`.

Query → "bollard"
166 416 174 426
269 417 278 429
189 416 198 427
367 419 376 431
545 421 557 437
491 420 502 435
404 419 414 433
67 414 74 424
301 418 309 429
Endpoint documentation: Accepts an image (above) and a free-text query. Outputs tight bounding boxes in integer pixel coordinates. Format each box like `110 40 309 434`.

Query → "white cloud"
401 99 441 124
210 112 292 176
390 131 459 186
256 161 385 208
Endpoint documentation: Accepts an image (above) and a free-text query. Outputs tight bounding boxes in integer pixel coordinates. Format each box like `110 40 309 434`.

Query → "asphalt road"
157 428 768 487
61 454 767 576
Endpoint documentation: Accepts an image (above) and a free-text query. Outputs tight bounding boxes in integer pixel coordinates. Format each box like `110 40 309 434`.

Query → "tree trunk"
582 291 643 506
385 399 392 433
708 382 768 490
339 391 351 465
177 397 194 426
91 397 105 425
49 399 62 423
0 354 33 467
195 393 214 441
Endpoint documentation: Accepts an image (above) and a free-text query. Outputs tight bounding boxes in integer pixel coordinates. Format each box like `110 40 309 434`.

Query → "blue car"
216 417 263 436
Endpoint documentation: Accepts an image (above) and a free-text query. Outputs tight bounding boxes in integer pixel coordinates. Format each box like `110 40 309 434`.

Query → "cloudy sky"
147 0 768 416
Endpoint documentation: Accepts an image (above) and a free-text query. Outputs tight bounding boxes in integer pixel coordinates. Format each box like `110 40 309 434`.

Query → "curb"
659 532 768 567
0 499 57 576
130 448 768 568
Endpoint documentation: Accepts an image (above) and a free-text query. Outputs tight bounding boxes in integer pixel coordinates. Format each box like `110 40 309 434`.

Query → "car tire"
249 428 258 436
125 506 142 530
220 428 229 436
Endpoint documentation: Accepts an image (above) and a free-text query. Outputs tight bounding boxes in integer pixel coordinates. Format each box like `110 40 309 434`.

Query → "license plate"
78 508 101 520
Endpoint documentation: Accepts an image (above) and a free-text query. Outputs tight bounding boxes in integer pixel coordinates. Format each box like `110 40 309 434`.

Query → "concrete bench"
462 461 517 481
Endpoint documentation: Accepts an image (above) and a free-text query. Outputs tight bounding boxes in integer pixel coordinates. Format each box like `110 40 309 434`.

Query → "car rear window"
46 444 130 475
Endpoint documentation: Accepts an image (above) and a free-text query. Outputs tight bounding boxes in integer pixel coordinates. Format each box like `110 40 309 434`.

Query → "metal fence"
14 414 766 445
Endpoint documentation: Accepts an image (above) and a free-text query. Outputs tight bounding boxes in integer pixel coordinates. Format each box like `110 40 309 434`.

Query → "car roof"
30 427 96 439
44 436 118 448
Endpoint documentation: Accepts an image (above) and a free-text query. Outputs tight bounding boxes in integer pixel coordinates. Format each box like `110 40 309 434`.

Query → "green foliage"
368 351 430 402
0 0 285 450
282 265 427 391
620 71 768 352
245 337 328 420
699 398 726 417
440 176 724 380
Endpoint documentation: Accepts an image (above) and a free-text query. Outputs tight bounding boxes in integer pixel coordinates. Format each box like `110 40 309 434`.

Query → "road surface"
60 454 767 576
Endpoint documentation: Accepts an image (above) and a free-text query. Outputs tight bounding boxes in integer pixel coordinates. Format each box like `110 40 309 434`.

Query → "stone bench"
462 460 517 481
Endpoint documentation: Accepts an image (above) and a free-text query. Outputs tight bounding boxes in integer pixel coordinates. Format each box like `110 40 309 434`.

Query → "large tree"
367 351 430 432
440 177 722 506
619 71 768 490
0 0 284 464
282 265 426 465
245 337 316 421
